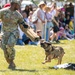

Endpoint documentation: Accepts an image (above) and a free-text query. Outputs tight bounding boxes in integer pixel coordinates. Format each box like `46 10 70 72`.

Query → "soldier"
0 0 39 70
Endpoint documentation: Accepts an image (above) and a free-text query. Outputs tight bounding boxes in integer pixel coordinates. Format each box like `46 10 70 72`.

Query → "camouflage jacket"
0 7 23 32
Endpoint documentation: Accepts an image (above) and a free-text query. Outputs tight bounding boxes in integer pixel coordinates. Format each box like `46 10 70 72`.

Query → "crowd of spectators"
0 1 75 45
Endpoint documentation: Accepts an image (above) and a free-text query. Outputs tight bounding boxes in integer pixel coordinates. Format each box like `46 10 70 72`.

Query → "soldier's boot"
5 57 16 70
8 60 16 70
8 62 16 70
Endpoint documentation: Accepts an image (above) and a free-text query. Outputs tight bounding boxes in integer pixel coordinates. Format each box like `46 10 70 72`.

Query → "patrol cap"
11 0 20 5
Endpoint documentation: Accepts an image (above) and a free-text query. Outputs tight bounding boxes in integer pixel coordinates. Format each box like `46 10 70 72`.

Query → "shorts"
53 25 59 33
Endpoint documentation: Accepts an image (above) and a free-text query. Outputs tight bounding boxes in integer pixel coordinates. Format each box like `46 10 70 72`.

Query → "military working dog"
40 41 65 65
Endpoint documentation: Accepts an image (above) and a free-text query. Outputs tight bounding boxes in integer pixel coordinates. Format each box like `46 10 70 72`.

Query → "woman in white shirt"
32 1 46 39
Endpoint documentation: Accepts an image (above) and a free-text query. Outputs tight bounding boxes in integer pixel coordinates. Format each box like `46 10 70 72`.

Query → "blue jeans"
46 28 49 41
46 22 54 41
16 39 24 45
42 24 46 40
22 34 29 42
28 41 37 45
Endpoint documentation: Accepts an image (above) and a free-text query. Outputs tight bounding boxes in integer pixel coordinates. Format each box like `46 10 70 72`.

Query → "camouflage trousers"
1 30 19 60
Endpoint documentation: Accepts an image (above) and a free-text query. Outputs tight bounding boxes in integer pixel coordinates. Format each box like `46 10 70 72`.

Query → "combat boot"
5 57 16 70
7 59 16 70
8 61 16 70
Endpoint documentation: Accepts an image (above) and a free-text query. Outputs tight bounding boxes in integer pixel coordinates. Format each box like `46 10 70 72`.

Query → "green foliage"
0 40 75 75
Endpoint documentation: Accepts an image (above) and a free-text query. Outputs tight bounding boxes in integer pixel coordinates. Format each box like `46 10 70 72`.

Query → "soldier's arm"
17 14 30 32
18 17 29 29
18 15 39 42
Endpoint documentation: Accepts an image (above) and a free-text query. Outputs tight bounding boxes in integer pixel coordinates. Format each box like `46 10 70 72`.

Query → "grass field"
0 40 75 75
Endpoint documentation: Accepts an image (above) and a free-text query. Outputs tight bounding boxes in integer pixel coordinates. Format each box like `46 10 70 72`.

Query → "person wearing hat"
32 1 46 38
0 0 39 70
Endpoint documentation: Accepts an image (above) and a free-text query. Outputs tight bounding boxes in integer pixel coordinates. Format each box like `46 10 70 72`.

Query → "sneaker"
49 40 56 43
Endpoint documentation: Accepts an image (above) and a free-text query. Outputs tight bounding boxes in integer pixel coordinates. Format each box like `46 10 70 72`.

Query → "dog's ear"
40 39 45 43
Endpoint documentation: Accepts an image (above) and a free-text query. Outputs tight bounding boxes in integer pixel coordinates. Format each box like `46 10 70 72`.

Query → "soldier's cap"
11 0 20 5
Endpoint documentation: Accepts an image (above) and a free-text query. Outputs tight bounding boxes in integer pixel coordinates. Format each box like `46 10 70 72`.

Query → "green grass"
0 40 75 75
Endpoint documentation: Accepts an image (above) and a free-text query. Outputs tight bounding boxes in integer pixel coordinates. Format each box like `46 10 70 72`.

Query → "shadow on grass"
48 67 55 69
12 68 38 72
0 70 7 72
0 68 38 72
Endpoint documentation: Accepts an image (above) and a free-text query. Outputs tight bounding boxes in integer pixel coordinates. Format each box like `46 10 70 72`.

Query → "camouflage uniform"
0 0 39 69
0 7 25 62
